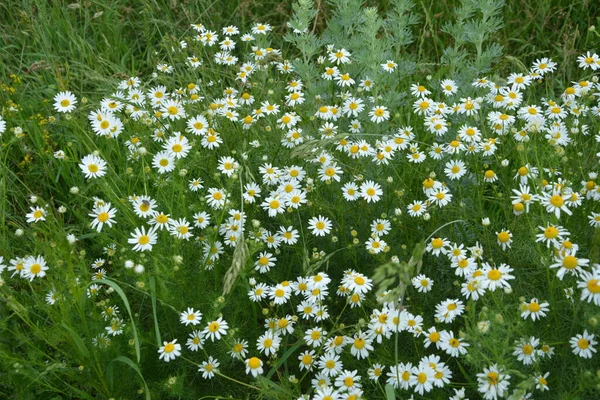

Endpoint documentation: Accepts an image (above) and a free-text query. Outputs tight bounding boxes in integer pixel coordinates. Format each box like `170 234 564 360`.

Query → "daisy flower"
445 160 467 180
341 182 360 201
381 60 397 72
365 236 386 254
89 203 117 232
180 307 202 326
407 200 427 217
513 336 539 365
549 250 589 280
439 330 469 357
53 91 77 113
127 225 158 252
79 154 107 179
369 106 390 123
535 224 568 248
539 189 572 219
199 356 219 379
570 331 597 358
386 362 413 390
426 237 449 256
308 215 332 237
202 317 229 342
160 99 186 120
578 267 600 306
411 274 433 293
440 79 457 96
535 372 550 392
23 255 48 281
481 262 515 291
342 271 373 294
350 331 374 359
26 206 47 223
158 339 181 362
256 331 281 357
496 230 512 250
577 51 600 70
317 352 344 377
360 180 383 203
520 298 549 321
153 151 176 174
186 330 204 351
410 364 435 395
476 364 510 400
434 299 465 323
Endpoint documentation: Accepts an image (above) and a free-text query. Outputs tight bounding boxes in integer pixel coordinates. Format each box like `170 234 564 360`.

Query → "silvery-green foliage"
441 0 505 88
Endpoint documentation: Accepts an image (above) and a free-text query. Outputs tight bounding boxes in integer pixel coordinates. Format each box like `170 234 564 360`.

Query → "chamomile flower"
53 91 77 113
481 262 515 291
158 339 181 362
79 154 107 179
570 331 597 358
26 206 47 223
186 330 204 351
199 356 219 379
180 307 202 326
411 274 433 293
381 60 397 72
369 106 389 123
435 299 465 323
127 226 158 252
577 267 600 306
89 203 117 232
410 364 435 395
257 331 281 357
549 250 589 280
23 255 48 281
440 79 458 96
308 216 332 237
539 190 572 218
202 317 229 342
520 298 549 321
476 364 510 400
496 230 512 250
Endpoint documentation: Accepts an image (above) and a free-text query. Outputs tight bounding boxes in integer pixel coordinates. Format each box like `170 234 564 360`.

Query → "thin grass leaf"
60 322 90 360
87 278 141 363
149 276 162 347
108 356 150 400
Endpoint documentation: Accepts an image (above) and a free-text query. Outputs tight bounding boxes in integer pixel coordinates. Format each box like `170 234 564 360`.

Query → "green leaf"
149 276 162 347
266 339 303 379
108 356 150 400
385 384 396 400
61 322 90 360
87 278 141 363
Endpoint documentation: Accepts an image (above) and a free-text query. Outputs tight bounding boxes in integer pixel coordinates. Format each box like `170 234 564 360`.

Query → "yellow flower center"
487 269 501 281
164 343 175 353
248 357 261 369
497 232 510 243
550 195 564 207
30 264 41 275
588 279 600 294
354 338 365 349
562 255 578 269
